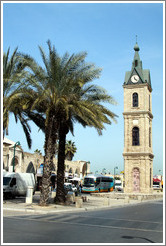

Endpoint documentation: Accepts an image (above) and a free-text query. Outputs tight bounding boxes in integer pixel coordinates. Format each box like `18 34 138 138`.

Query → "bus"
82 174 114 193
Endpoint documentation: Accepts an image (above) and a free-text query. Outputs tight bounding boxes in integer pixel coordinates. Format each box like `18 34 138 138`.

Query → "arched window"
26 162 35 174
69 168 73 173
133 93 138 107
132 127 140 146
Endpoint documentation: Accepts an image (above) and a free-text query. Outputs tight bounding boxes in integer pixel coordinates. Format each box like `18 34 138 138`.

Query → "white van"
114 179 123 191
3 172 36 199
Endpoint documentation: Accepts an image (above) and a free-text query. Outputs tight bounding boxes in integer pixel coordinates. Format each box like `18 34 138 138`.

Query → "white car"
71 184 77 192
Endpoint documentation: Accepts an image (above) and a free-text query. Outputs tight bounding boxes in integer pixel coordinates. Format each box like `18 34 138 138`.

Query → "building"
123 42 154 193
3 137 90 182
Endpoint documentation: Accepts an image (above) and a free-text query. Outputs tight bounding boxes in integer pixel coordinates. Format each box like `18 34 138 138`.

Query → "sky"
2 1 164 176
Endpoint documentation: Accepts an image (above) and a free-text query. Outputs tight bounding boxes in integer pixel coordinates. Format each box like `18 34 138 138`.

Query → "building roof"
3 137 23 151
124 42 152 90
3 137 16 146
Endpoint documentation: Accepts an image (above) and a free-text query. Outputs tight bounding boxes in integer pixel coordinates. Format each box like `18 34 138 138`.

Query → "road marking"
76 215 163 224
7 213 162 225
4 212 163 225
4 217 163 233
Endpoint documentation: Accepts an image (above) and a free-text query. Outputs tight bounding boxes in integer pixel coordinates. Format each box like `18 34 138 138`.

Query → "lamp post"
102 168 107 175
158 169 162 188
114 166 118 190
13 141 20 172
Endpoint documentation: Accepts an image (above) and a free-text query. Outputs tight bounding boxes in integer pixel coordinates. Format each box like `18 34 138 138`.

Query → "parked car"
71 184 77 192
52 183 77 196
64 182 73 192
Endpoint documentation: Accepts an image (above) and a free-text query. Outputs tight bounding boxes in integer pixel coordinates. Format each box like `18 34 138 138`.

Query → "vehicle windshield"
3 177 11 185
115 183 122 186
64 184 72 191
83 178 95 187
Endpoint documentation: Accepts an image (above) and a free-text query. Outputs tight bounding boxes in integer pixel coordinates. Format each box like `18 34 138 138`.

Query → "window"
149 127 151 147
10 178 16 187
132 127 140 146
101 177 113 182
133 93 138 107
96 177 100 185
135 60 138 67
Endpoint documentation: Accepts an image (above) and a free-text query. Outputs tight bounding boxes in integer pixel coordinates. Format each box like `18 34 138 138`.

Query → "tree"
65 140 77 161
3 47 32 148
34 149 42 155
24 40 118 205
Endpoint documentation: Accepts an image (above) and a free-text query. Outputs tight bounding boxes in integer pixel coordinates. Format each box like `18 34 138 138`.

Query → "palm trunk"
54 122 68 204
39 114 57 206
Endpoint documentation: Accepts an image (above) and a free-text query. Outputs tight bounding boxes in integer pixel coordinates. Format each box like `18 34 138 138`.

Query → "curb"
3 201 140 214
3 198 163 215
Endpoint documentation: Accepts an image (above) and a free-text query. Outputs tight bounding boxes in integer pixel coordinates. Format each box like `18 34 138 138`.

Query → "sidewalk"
3 191 163 215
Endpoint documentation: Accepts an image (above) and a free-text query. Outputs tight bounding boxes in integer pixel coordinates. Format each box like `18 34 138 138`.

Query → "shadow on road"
122 235 155 243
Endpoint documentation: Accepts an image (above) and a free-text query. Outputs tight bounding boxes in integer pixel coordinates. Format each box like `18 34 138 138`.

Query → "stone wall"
3 142 90 178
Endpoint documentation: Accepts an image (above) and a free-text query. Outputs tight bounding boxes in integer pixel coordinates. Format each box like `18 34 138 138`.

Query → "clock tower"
123 42 154 193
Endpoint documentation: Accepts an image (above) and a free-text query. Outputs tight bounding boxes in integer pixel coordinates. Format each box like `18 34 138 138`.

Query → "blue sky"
2 1 164 175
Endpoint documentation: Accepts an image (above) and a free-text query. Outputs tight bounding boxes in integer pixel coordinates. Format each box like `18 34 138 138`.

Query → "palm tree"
24 40 118 205
3 47 33 148
55 140 77 160
34 149 42 155
65 140 77 161
55 82 118 203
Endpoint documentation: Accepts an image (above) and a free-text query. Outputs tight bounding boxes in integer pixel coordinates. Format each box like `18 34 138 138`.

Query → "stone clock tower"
123 42 154 193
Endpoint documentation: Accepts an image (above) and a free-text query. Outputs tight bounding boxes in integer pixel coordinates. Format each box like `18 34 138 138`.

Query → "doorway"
133 168 140 192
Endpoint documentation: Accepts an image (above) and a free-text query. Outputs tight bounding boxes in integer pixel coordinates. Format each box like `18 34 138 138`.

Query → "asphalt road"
3 200 163 244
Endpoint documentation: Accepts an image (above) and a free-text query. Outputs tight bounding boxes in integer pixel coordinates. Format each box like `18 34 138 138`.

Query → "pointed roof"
124 42 152 90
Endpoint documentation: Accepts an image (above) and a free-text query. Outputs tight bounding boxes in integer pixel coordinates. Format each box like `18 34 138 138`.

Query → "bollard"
103 198 110 206
51 191 56 198
124 196 129 203
26 186 33 204
75 197 83 208
138 195 143 202
66 192 75 203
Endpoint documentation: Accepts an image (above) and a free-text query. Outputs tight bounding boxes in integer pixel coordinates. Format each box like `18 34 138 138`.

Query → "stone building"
123 42 154 193
3 137 90 181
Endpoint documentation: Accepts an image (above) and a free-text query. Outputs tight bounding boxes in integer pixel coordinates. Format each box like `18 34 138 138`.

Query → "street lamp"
114 166 118 189
102 168 107 175
13 141 20 172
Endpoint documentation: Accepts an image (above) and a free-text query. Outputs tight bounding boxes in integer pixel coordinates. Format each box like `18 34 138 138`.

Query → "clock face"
131 75 139 83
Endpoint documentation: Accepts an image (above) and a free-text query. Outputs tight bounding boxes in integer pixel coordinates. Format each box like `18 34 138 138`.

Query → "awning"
70 177 81 181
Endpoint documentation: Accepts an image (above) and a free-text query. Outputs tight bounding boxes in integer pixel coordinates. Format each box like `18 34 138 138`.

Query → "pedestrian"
79 183 82 193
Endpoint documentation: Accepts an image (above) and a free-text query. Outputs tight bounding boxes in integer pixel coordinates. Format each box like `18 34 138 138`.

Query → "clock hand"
134 76 137 81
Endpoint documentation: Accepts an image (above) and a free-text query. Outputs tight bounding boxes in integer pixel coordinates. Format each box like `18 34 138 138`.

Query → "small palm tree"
34 149 42 155
65 140 77 161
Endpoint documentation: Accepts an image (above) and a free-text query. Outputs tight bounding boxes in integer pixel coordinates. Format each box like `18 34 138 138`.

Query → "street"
3 200 163 244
